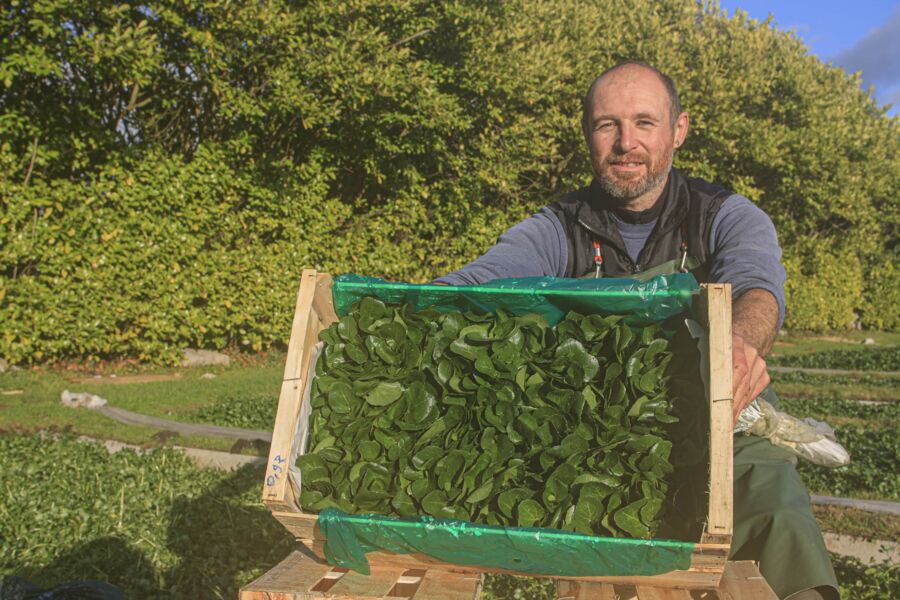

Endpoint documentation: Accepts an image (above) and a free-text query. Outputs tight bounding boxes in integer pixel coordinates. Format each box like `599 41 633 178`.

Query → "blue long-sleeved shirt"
436 194 787 327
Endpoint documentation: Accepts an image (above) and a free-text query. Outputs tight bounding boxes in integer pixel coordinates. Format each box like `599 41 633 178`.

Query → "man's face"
583 66 688 206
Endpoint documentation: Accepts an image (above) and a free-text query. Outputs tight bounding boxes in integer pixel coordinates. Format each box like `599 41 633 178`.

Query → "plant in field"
769 347 900 371
780 397 900 500
771 371 900 388
188 392 279 430
298 298 681 539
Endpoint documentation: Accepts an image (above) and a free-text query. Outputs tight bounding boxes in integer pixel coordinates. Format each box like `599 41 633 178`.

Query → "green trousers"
730 387 840 599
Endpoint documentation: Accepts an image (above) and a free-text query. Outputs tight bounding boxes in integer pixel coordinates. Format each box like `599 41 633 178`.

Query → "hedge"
2 0 898 364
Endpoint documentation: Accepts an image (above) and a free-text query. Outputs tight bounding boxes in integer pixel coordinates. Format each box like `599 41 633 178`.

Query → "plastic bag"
332 273 697 327
317 508 694 578
734 399 851 467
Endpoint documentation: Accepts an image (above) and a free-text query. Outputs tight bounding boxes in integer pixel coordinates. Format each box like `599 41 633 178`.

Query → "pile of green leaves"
298 298 679 539
769 347 900 371
187 392 279 431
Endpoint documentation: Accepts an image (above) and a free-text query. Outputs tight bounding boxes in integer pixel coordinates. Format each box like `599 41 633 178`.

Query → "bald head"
582 61 682 131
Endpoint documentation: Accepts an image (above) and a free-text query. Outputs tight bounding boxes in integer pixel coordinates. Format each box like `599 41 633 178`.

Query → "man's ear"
673 112 689 148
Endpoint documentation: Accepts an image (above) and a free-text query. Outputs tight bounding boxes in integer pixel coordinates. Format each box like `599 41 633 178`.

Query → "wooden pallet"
239 551 777 599
239 548 482 599
263 271 734 588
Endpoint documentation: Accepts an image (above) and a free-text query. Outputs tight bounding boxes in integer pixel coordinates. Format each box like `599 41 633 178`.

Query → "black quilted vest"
547 169 733 281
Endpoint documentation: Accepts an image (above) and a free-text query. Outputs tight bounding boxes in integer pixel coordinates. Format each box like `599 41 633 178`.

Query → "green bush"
861 252 900 331
2 0 898 364
783 240 864 331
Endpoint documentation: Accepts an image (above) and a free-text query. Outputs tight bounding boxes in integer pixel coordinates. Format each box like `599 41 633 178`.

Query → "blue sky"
717 1 900 115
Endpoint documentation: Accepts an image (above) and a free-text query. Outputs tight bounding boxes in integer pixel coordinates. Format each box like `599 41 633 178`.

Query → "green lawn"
0 362 282 454
771 330 900 356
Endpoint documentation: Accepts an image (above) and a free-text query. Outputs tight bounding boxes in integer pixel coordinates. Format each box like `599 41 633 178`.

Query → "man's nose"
614 123 638 153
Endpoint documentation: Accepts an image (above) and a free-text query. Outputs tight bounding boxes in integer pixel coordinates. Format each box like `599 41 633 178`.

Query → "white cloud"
832 6 900 88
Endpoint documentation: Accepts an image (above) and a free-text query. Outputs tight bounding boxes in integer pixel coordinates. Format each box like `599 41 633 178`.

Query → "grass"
0 434 293 599
0 362 282 455
813 505 900 542
774 381 898 403
768 346 900 371
831 555 900 600
771 330 900 356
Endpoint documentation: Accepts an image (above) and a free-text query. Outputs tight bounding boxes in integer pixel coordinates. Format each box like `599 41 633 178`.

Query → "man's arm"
435 208 568 285
732 289 779 421
706 194 786 422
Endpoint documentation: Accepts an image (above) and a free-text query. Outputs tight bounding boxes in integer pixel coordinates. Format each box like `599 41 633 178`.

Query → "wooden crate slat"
263 269 321 510
556 580 617 599
703 283 734 539
326 567 406 598
719 561 779 599
273 511 321 540
240 550 332 599
242 553 776 599
413 570 482 600
635 586 692 599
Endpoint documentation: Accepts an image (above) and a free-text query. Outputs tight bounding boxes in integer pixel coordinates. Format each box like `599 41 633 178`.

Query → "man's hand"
731 333 770 424
731 289 780 425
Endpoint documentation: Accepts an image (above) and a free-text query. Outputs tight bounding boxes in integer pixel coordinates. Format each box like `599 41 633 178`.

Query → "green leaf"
391 488 418 517
516 499 545 527
366 382 403 406
358 440 381 461
422 490 450 517
613 500 651 538
498 488 533 518
465 479 494 504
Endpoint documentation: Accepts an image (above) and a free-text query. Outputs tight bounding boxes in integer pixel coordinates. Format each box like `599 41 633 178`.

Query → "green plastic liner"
331 273 698 327
318 273 701 577
318 509 696 577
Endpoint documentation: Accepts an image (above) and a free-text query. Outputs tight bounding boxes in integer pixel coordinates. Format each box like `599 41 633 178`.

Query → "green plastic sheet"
318 509 695 577
318 273 701 578
332 273 699 327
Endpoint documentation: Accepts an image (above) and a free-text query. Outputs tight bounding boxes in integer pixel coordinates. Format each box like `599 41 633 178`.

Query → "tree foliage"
2 0 898 363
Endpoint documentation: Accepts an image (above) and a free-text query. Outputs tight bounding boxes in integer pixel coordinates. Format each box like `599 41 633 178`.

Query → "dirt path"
95 405 271 442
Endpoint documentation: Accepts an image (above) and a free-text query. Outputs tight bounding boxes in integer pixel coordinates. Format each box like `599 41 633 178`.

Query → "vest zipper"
577 218 639 273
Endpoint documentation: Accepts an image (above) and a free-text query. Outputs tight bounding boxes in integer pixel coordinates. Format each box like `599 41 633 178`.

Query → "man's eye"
638 120 655 127
595 122 613 131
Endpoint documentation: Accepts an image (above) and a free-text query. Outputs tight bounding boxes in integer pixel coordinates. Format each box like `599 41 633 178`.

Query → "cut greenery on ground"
0 434 293 599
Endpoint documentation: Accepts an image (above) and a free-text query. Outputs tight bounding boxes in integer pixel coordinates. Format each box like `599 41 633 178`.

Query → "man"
436 61 839 599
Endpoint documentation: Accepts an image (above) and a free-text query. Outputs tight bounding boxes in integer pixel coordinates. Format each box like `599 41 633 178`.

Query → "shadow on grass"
15 465 294 599
164 464 295 598
14 536 157 597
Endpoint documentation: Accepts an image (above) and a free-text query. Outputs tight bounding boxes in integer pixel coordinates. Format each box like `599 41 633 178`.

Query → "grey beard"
597 164 670 202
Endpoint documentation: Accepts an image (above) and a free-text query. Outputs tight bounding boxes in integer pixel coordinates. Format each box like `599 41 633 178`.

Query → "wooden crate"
262 270 734 589
239 552 776 599
240 548 483 600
